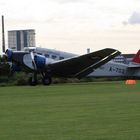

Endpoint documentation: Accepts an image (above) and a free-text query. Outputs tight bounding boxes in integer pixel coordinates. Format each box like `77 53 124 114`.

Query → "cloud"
128 12 140 24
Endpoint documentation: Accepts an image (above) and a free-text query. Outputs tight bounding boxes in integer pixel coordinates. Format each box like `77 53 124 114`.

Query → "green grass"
0 81 140 140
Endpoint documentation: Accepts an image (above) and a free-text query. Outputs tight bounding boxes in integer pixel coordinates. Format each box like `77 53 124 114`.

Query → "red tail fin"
132 50 140 63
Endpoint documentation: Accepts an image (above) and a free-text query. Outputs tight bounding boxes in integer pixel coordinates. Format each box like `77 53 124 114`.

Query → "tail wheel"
42 76 52 85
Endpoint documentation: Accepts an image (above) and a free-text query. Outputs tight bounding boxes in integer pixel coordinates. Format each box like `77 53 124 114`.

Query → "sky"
0 0 140 54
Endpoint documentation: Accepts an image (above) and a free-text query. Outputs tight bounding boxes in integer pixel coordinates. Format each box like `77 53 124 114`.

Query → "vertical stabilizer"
132 50 140 64
2 15 5 53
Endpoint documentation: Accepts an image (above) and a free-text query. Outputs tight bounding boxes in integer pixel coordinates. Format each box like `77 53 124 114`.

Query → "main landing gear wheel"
42 76 52 85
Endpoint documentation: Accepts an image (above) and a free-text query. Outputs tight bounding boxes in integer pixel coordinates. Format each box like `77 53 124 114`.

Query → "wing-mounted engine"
23 53 46 71
34 54 46 69
23 53 53 85
23 52 54 71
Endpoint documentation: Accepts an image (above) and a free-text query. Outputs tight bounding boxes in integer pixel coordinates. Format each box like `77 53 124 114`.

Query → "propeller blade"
5 49 13 62
30 51 37 70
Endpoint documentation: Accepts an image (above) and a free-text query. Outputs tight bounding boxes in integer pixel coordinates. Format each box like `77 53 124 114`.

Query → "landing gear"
28 72 52 86
41 72 52 85
28 73 38 86
42 76 52 85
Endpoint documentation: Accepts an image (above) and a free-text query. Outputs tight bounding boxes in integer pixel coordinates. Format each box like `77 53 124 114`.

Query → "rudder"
132 50 140 64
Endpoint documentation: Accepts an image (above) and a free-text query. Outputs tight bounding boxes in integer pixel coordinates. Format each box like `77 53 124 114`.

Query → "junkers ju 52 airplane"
88 49 140 79
5 47 120 85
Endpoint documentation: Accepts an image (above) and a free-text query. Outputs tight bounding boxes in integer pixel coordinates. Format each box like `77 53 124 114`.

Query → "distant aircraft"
5 47 120 85
88 50 140 79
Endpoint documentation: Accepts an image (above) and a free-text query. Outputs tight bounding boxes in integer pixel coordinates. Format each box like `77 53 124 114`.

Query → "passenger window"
59 56 64 60
52 55 57 59
45 54 49 58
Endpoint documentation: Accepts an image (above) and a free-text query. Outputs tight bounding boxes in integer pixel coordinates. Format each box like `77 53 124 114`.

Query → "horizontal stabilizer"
128 64 140 68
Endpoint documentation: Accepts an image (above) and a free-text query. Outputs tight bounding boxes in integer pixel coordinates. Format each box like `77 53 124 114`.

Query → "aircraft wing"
49 48 121 78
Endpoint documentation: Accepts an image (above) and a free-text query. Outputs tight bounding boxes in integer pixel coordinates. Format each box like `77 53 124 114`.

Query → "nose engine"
4 49 21 73
5 49 13 61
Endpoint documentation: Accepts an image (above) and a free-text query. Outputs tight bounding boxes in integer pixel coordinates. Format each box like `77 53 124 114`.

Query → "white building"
8 29 36 51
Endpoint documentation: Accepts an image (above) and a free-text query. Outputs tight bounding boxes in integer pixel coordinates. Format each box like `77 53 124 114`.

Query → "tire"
42 76 52 85
28 77 38 86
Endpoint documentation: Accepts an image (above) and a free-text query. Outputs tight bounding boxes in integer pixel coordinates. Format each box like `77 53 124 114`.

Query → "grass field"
0 81 140 140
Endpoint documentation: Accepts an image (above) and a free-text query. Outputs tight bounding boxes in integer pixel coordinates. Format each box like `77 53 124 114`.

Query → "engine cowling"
34 54 46 69
5 49 13 61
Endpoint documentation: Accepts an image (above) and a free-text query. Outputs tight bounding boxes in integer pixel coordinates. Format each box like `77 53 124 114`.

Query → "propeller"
24 51 46 71
34 54 46 69
30 51 37 71
4 49 21 75
5 49 13 62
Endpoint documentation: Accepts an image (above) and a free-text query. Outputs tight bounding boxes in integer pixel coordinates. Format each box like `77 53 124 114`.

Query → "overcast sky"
1 0 140 54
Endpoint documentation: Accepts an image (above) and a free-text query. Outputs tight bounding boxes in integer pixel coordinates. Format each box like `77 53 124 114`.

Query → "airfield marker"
125 80 137 85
